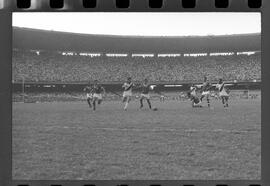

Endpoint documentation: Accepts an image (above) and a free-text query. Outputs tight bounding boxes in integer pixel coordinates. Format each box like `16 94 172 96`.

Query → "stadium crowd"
13 50 261 82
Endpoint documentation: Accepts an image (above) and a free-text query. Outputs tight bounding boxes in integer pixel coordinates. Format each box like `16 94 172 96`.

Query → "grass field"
12 99 261 180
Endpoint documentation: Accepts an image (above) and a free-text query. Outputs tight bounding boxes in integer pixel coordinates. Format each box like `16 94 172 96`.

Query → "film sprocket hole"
17 0 31 9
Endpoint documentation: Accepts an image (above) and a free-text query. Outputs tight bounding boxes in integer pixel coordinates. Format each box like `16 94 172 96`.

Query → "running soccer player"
92 80 106 111
216 78 229 107
139 78 152 109
122 77 135 110
200 76 212 107
83 82 93 108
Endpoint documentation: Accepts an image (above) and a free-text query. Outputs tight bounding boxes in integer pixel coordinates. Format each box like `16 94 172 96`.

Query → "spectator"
12 50 261 83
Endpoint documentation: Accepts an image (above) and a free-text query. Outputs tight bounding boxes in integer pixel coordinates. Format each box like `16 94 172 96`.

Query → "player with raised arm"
83 81 93 108
122 77 135 110
92 80 106 111
139 78 152 109
200 76 212 107
216 78 229 107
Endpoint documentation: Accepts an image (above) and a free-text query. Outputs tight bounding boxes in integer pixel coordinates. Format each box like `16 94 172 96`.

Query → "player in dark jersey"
92 80 106 111
83 82 93 108
200 76 212 107
139 78 152 109
187 91 202 107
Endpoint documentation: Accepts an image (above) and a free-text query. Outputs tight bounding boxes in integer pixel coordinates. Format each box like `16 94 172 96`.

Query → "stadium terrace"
13 27 261 84
13 27 260 53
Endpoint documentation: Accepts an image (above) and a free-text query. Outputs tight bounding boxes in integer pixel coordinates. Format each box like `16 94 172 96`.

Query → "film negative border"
7 181 267 186
0 0 269 186
0 0 264 11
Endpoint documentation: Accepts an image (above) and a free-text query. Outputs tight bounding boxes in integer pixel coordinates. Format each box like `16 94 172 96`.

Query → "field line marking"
91 127 259 133
21 125 259 134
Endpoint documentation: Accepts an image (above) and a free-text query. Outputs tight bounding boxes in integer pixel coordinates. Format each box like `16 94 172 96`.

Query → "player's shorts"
93 93 102 100
202 91 210 96
123 91 132 97
190 91 196 97
194 101 202 106
140 93 150 99
86 93 93 99
193 102 202 107
219 91 229 97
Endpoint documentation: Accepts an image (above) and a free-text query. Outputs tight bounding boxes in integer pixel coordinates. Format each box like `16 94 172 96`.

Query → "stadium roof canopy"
13 27 261 53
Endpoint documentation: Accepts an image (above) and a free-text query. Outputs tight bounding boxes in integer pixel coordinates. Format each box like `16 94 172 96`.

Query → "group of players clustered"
83 76 229 111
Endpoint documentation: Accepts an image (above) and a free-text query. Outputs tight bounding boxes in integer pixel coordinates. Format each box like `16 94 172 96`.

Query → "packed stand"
12 50 261 83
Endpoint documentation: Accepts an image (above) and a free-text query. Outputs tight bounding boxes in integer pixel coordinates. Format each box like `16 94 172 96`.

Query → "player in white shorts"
122 77 135 110
139 78 152 109
200 76 212 107
83 83 93 108
216 78 229 107
91 80 106 111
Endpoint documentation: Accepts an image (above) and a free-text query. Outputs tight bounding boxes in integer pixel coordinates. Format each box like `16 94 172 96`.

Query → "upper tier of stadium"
13 27 261 53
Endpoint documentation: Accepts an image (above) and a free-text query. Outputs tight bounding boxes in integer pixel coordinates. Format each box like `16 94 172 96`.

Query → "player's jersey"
123 82 134 92
192 96 200 104
190 86 197 96
141 84 151 94
84 86 93 94
202 82 211 91
188 92 200 104
92 85 104 94
216 82 225 92
216 82 228 96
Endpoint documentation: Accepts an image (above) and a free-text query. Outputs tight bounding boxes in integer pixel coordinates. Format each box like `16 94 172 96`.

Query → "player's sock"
124 101 129 110
87 99 92 108
200 96 203 102
93 100 96 110
140 99 143 108
147 100 152 109
207 98 210 107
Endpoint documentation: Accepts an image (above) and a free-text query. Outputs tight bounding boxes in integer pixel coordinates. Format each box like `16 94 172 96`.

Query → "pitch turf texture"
13 99 261 180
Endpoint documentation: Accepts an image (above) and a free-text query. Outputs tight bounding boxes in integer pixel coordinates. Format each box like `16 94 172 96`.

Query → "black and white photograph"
12 12 261 180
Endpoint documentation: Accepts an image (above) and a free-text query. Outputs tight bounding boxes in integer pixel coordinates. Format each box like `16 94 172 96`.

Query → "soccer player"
216 78 229 107
92 80 106 111
139 78 152 109
187 91 202 108
122 77 135 110
83 82 93 108
160 95 165 102
200 76 212 107
190 84 197 97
